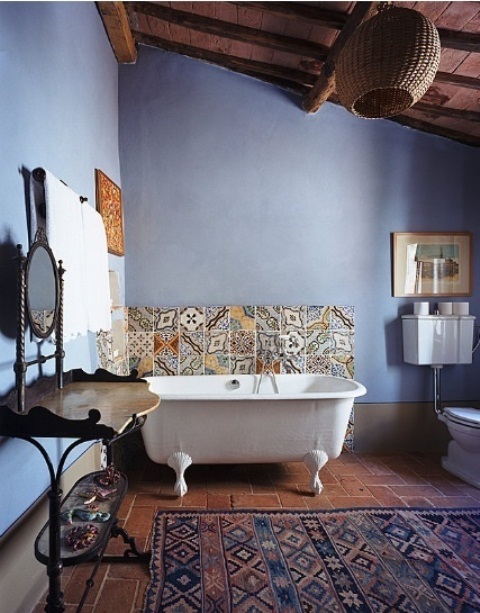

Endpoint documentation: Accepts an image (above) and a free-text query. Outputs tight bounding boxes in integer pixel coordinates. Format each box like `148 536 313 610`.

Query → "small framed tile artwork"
95 169 125 256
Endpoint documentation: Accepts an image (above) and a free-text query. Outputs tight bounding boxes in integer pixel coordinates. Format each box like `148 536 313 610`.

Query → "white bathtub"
142 374 367 496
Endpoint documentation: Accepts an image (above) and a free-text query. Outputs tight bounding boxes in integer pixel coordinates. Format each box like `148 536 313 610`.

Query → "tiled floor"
34 450 480 613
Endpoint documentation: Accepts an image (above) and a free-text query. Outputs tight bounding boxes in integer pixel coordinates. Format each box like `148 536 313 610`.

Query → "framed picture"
95 169 125 256
392 232 472 297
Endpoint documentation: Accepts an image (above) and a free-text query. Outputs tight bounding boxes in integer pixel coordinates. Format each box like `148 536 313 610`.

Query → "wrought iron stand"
0 405 149 613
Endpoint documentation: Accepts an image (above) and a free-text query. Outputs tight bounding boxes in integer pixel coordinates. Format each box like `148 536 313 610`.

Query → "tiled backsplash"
98 305 355 379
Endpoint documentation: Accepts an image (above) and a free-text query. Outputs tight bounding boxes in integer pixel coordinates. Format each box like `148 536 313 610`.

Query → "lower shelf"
35 469 128 566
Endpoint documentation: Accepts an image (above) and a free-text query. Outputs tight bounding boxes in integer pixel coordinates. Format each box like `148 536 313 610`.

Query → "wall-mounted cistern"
402 308 480 488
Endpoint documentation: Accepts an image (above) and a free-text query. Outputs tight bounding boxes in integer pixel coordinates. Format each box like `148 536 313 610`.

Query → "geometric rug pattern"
144 509 480 612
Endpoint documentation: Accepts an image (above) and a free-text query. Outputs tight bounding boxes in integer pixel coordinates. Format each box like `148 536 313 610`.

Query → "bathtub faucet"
256 350 279 394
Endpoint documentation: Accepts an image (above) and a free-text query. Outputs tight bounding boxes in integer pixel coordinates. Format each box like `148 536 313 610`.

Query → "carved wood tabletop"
38 379 160 434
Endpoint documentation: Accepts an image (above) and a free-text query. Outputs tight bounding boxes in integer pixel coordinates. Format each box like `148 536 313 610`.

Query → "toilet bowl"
439 407 480 488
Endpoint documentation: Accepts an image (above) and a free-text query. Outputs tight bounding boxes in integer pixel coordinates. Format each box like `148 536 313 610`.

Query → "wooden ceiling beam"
96 1 137 63
134 32 315 90
389 115 480 147
302 2 378 114
438 28 480 53
229 1 348 30
412 102 480 123
435 71 480 91
127 2 329 60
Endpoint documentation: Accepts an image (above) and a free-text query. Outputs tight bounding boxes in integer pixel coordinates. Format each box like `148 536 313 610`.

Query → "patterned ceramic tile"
306 330 332 355
230 306 255 330
331 354 354 379
331 306 354 330
154 307 179 332
281 355 305 374
96 330 114 370
255 306 281 331
128 331 154 357
257 332 279 356
205 306 229 331
128 307 154 332
281 330 305 356
206 331 229 355
180 355 204 376
306 354 331 375
332 331 354 354
154 332 180 357
281 306 306 331
255 356 281 374
344 413 354 451
307 306 331 330
230 330 255 356
115 360 130 376
153 353 178 376
230 356 255 375
180 307 204 331
180 332 204 358
205 354 229 375
129 356 154 378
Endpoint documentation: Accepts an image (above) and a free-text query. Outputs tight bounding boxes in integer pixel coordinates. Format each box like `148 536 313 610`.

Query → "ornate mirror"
15 228 64 411
26 232 59 338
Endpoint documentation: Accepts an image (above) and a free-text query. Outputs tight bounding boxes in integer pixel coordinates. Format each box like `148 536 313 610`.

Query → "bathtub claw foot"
167 452 192 497
304 449 328 495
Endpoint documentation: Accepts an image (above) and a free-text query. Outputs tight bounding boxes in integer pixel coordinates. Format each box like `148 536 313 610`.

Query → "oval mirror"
26 239 59 338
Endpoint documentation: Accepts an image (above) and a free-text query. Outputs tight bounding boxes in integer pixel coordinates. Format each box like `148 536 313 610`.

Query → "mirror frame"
25 234 59 338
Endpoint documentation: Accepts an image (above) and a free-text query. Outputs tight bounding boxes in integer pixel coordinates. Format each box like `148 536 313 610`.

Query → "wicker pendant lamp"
335 4 441 119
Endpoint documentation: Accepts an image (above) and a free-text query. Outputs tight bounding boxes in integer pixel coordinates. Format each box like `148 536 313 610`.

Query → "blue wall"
0 2 121 537
119 46 480 405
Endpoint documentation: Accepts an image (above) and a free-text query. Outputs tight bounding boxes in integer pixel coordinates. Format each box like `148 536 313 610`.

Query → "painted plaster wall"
0 2 120 537
119 46 480 406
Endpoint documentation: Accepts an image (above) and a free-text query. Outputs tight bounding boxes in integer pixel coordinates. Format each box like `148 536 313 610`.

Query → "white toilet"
438 407 480 488
402 313 480 488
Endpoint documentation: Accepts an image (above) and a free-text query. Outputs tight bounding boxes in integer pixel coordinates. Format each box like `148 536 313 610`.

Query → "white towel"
30 170 88 340
82 204 112 333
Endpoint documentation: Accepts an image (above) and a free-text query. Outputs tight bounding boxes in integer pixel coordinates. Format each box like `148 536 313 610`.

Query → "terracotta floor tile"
366 485 406 507
207 493 232 509
390 484 442 498
231 494 282 508
327 496 382 508
338 476 370 496
278 489 310 509
93 577 138 613
401 496 435 507
425 496 480 508
62 563 108 606
181 491 209 507
359 473 407 487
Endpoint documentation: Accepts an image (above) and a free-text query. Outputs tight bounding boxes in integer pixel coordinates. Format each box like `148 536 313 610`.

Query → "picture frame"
392 232 472 297
95 169 125 256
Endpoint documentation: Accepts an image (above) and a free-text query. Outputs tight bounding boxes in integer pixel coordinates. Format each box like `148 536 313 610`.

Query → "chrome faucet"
255 349 279 394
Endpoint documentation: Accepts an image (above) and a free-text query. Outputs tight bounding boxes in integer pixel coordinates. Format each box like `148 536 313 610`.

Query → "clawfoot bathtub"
142 374 366 496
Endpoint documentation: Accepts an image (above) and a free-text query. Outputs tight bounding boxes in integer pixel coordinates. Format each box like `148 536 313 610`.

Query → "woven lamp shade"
335 6 441 119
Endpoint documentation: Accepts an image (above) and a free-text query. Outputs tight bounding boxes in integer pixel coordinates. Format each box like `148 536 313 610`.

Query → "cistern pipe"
432 366 442 414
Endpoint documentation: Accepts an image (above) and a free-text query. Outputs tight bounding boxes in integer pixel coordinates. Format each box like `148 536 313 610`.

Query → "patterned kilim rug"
144 508 480 612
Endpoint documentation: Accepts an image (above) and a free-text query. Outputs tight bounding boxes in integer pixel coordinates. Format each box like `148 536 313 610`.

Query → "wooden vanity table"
0 228 160 613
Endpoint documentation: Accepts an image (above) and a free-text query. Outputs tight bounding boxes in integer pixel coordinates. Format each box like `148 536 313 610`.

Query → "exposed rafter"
302 2 378 114
96 1 137 63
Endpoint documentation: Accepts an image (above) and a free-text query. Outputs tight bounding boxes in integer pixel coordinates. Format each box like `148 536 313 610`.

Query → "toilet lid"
444 407 480 425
